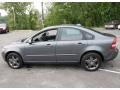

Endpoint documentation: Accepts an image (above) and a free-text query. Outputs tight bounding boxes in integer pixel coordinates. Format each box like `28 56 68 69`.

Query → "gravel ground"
0 28 120 88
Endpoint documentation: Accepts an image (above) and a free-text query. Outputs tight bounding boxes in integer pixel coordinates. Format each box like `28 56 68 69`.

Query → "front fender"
3 47 24 61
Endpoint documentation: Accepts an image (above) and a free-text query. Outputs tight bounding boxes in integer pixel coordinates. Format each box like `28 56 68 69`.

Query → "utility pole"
41 2 44 28
12 7 15 30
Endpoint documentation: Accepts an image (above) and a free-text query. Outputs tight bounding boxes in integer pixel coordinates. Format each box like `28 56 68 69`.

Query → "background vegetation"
45 2 120 27
0 2 42 30
0 2 120 30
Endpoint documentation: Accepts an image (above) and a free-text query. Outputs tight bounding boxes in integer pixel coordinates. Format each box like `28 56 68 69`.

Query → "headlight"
118 25 120 28
2 27 6 30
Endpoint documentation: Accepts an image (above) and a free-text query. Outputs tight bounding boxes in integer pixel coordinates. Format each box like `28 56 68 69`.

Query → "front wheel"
6 52 23 69
81 52 102 71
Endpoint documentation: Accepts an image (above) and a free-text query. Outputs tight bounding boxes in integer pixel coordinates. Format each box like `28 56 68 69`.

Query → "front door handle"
78 42 82 45
46 44 51 46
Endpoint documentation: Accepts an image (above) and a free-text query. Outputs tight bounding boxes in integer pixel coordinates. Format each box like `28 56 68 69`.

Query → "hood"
3 42 24 49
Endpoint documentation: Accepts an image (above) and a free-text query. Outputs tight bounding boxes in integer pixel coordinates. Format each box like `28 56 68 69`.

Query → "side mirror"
28 38 32 44
21 38 27 42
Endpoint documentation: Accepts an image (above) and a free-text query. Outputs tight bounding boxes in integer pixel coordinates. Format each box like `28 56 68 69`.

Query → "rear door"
56 27 87 62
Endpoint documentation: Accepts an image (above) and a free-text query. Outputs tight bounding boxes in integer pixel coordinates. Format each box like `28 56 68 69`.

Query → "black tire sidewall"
6 52 23 69
81 52 102 71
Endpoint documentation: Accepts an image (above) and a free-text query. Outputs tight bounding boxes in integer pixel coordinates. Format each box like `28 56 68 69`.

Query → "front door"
24 29 58 62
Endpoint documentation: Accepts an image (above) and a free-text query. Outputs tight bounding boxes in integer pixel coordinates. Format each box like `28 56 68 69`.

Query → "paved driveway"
0 29 120 88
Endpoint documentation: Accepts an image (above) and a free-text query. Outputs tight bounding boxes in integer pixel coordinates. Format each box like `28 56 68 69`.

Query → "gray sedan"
1 25 119 71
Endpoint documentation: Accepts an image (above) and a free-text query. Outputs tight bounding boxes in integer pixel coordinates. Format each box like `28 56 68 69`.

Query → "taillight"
112 37 117 49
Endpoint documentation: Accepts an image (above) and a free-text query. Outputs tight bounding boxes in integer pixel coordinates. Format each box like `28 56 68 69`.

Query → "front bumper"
1 51 6 61
0 28 8 33
0 30 7 33
105 25 115 29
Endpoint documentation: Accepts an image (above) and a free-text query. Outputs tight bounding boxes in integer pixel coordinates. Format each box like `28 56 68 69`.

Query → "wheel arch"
80 50 104 63
5 51 23 62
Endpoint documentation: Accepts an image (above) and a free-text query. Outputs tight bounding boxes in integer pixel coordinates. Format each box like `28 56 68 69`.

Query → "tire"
81 52 102 71
6 52 23 69
7 29 9 33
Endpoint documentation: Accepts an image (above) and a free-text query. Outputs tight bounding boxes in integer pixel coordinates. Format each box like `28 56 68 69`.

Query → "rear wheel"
6 52 23 69
81 52 102 71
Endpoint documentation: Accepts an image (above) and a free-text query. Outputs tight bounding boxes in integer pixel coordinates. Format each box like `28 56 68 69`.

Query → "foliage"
2 2 42 30
45 2 120 27
1 2 120 29
0 16 7 23
29 9 42 30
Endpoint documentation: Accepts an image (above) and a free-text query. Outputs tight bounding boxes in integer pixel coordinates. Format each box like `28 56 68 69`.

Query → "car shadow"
22 61 115 71
24 63 84 71
101 61 115 69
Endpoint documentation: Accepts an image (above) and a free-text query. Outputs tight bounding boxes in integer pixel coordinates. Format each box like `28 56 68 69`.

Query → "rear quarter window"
84 32 94 40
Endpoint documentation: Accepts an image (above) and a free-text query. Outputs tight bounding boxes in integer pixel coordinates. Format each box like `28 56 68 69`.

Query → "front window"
32 29 57 43
60 27 83 41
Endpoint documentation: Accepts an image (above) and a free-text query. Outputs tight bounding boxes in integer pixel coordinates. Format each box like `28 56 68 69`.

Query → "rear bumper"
104 48 119 61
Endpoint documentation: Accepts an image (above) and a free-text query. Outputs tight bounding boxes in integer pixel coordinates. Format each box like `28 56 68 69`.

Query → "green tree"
29 9 42 30
2 2 32 30
45 2 120 27
2 2 42 30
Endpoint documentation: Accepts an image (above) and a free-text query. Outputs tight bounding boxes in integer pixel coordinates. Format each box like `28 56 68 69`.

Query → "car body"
118 25 120 30
0 23 9 33
105 20 120 29
1 25 119 71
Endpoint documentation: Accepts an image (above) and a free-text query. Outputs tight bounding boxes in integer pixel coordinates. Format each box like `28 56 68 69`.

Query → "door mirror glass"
21 38 27 42
27 38 32 44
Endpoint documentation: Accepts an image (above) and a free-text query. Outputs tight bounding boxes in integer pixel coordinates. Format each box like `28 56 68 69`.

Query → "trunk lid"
102 33 115 38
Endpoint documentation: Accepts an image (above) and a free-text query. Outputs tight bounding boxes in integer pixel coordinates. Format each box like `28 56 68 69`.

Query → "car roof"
40 24 99 34
42 24 82 30
40 24 102 36
30 24 106 40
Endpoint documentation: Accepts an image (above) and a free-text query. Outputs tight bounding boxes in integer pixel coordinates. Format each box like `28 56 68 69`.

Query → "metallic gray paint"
1 25 119 64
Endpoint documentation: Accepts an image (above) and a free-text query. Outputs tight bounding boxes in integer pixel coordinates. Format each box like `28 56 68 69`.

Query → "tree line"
45 2 120 27
0 2 120 30
1 2 42 30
